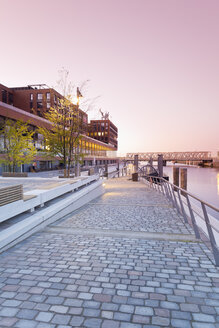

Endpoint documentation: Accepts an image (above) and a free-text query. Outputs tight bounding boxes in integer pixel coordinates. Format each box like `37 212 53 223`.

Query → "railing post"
170 185 181 214
164 181 171 201
153 179 157 190
159 182 163 193
173 167 179 191
161 181 167 197
177 189 188 223
185 194 201 239
201 203 219 266
180 168 187 196
166 183 175 207
158 181 162 193
160 182 165 195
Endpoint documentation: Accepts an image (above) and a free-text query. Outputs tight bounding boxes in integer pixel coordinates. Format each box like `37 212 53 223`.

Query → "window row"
1 90 13 105
30 92 51 101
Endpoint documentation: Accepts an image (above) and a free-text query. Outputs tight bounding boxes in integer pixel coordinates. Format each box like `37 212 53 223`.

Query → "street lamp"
75 87 83 177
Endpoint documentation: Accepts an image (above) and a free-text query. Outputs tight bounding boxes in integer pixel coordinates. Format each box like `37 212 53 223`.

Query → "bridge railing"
141 175 219 266
126 151 212 161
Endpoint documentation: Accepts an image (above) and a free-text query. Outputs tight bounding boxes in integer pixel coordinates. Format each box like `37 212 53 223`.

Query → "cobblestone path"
0 177 218 328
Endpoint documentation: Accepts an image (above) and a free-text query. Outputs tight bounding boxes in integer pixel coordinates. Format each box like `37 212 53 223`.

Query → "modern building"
88 120 118 150
0 83 118 173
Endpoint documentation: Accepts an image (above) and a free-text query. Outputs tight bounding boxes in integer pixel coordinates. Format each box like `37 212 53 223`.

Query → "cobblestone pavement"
55 178 193 235
0 177 218 328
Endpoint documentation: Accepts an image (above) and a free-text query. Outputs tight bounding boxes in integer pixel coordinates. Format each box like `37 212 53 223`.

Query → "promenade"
0 177 219 328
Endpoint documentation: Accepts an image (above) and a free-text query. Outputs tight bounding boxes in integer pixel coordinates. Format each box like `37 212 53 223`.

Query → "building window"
37 102 43 108
46 102 51 109
46 92 50 100
30 93 33 109
8 93 13 105
1 90 7 103
83 116 87 123
37 93 43 100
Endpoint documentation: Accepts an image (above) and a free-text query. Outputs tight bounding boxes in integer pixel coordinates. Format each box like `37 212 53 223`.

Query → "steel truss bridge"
126 151 212 162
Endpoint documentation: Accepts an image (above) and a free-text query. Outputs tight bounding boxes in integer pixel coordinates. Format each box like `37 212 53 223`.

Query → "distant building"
88 120 118 150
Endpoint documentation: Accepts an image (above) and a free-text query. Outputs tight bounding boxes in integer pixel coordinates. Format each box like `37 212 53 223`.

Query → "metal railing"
141 175 219 266
100 166 129 179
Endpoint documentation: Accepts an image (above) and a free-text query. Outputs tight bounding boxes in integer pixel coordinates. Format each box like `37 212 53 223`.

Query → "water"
163 165 219 218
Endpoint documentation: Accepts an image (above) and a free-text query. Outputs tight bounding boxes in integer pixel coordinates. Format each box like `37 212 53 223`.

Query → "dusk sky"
0 0 218 155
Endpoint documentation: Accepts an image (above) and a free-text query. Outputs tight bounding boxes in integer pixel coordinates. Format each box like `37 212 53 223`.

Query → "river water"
162 165 219 219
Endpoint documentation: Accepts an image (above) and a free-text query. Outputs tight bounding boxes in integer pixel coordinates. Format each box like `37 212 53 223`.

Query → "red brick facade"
88 119 118 150
0 84 88 131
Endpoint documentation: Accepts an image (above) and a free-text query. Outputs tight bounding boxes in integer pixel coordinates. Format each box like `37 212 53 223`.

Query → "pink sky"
0 0 218 155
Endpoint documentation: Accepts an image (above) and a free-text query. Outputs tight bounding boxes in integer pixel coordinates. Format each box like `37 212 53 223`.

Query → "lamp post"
75 87 83 177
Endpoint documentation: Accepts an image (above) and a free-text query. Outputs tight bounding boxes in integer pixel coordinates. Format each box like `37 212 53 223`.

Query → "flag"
77 87 83 98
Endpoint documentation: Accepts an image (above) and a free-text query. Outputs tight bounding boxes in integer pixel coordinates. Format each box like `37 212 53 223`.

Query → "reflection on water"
162 166 219 219
217 173 219 196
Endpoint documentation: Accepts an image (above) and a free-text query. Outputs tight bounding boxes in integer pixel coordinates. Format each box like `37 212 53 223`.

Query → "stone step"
45 226 200 243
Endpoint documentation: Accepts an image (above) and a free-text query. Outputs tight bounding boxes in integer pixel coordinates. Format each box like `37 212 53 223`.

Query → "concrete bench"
2 172 28 177
0 184 23 206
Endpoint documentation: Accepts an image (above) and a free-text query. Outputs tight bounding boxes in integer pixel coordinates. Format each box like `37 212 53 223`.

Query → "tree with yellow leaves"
0 119 37 172
38 94 85 177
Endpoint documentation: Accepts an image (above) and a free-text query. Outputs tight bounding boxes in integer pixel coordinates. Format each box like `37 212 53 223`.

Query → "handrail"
159 177 219 212
141 175 219 266
102 166 128 179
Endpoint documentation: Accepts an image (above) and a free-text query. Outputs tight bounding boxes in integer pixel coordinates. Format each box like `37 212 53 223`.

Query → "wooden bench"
0 185 23 206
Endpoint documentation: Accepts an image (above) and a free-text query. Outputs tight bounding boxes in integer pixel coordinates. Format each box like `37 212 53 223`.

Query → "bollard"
117 162 120 178
158 154 163 177
180 168 187 196
132 172 138 181
134 155 138 173
88 168 95 176
105 164 108 178
173 167 179 191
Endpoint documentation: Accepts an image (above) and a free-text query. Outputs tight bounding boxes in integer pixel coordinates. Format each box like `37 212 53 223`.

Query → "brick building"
0 83 88 132
0 83 14 106
88 120 118 150
0 82 118 173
